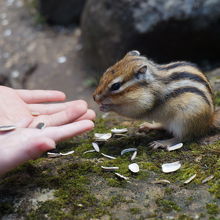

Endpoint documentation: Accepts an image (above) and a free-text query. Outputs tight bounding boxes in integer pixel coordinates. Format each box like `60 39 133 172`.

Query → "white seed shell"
121 148 137 155
184 174 197 184
101 153 116 159
101 166 119 171
128 163 140 173
83 149 96 154
131 151 137 161
202 175 214 184
111 128 128 134
114 172 129 180
0 125 16 131
161 161 181 173
167 143 183 152
92 142 100 152
152 179 171 184
47 152 62 158
60 150 75 156
113 133 128 137
94 133 112 141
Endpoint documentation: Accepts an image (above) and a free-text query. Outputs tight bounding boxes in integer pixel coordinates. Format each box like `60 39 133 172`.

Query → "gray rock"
39 0 87 25
81 0 220 72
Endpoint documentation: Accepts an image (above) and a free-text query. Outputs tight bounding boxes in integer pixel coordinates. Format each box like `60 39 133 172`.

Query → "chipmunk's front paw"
149 138 179 150
139 122 163 133
149 141 168 149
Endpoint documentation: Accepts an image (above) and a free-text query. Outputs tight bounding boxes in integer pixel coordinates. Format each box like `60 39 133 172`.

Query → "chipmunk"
93 50 220 149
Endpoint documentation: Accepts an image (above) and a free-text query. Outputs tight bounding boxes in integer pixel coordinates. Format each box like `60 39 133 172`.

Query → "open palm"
0 86 95 175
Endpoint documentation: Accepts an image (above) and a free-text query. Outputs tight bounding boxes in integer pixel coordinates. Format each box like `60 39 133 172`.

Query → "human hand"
0 120 94 175
0 86 96 175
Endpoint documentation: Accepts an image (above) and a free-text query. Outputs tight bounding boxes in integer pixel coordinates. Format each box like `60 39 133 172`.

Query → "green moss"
206 203 219 215
129 207 141 215
156 199 181 213
101 195 127 208
1 116 220 218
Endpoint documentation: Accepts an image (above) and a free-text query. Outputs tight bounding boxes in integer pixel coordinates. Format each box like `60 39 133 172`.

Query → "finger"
75 109 96 121
29 101 88 127
42 120 94 142
0 134 55 176
16 90 66 104
28 100 87 115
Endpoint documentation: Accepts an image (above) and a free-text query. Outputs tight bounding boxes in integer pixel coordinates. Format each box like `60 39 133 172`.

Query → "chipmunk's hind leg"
149 137 180 150
139 122 164 133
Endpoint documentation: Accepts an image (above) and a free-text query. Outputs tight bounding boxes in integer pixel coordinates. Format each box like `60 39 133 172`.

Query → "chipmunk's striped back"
152 61 214 113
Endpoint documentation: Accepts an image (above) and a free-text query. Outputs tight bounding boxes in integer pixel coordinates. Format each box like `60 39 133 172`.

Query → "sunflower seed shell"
92 142 100 152
101 153 116 159
111 128 128 134
101 166 119 171
167 143 183 152
115 172 129 180
121 148 137 155
162 161 181 173
128 163 140 173
0 125 16 131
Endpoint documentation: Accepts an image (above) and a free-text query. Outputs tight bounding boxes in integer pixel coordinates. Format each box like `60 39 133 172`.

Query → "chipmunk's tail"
212 108 220 130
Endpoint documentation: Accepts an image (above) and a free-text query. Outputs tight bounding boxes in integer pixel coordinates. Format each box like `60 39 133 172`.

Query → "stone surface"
81 0 220 72
39 0 87 25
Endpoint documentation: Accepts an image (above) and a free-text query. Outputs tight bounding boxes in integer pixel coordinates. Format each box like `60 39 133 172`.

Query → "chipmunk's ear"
135 65 147 80
126 50 140 56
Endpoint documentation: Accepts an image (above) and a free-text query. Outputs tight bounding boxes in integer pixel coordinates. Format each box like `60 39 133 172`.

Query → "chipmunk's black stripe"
164 71 213 94
163 87 211 106
158 62 198 71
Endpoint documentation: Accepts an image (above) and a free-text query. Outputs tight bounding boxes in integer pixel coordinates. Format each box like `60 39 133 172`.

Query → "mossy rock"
0 115 220 219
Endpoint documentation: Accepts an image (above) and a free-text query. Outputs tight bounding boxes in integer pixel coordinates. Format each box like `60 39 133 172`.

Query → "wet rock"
39 0 87 25
81 0 220 72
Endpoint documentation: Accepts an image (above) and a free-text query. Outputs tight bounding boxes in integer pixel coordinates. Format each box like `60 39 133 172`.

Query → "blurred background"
0 0 220 111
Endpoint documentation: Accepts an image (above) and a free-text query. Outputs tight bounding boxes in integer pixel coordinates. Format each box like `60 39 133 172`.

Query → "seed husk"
36 122 46 129
202 175 214 184
121 148 137 155
111 128 128 134
60 150 75 156
128 163 140 173
94 133 112 141
101 153 116 159
0 125 16 131
101 166 119 171
161 161 181 173
47 152 62 158
92 142 100 152
152 179 171 184
115 172 129 180
83 149 96 154
184 174 197 184
167 143 183 151
131 151 137 161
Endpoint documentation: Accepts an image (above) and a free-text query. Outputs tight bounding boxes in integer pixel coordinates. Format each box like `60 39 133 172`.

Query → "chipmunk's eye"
110 82 121 91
